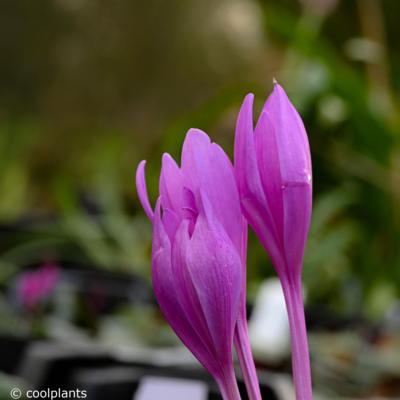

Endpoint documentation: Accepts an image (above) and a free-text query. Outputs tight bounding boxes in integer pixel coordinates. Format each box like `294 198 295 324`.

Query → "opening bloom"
234 82 313 400
136 129 260 400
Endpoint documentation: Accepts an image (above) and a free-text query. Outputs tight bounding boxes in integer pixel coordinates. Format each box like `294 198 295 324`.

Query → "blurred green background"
1 0 399 314
0 0 400 396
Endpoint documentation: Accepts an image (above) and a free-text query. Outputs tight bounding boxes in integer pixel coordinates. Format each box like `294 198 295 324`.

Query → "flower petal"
234 94 255 195
161 207 180 243
283 184 312 275
185 192 242 364
262 83 312 186
159 153 183 215
234 94 284 270
262 83 312 275
181 129 243 254
135 160 154 222
254 111 284 242
172 220 218 357
151 200 218 376
181 128 211 192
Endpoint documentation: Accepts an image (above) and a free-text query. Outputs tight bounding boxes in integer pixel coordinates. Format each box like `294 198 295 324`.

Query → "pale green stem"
281 276 313 400
234 314 262 400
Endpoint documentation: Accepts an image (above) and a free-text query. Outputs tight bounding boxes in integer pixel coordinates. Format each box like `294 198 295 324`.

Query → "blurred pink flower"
17 262 60 310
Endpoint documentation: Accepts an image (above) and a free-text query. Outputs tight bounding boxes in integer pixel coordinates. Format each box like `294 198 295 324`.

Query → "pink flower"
235 82 313 400
136 129 260 400
17 262 60 310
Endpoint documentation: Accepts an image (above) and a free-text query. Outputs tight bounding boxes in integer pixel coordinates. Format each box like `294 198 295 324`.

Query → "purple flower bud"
234 83 313 400
235 83 312 279
136 129 260 400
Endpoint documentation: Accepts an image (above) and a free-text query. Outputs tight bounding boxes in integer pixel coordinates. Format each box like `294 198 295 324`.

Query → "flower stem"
234 314 262 400
217 368 242 400
281 276 313 400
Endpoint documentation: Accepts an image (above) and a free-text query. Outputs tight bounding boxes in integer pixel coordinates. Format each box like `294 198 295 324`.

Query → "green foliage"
303 188 360 311
0 0 400 319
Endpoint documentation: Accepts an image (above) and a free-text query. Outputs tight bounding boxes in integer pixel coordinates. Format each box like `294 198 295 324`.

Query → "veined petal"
182 129 243 253
159 153 183 215
202 142 243 252
241 196 285 274
181 128 211 192
186 192 242 364
151 201 218 377
262 83 312 275
234 93 259 198
161 207 180 243
182 187 198 235
152 199 170 261
172 220 218 356
254 111 284 242
234 94 284 271
240 216 248 270
135 160 154 222
262 83 312 186
283 184 312 276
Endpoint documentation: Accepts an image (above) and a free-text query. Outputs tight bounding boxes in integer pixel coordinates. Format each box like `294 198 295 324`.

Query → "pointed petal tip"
272 77 285 89
234 92 256 174
135 160 155 222
271 80 288 99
